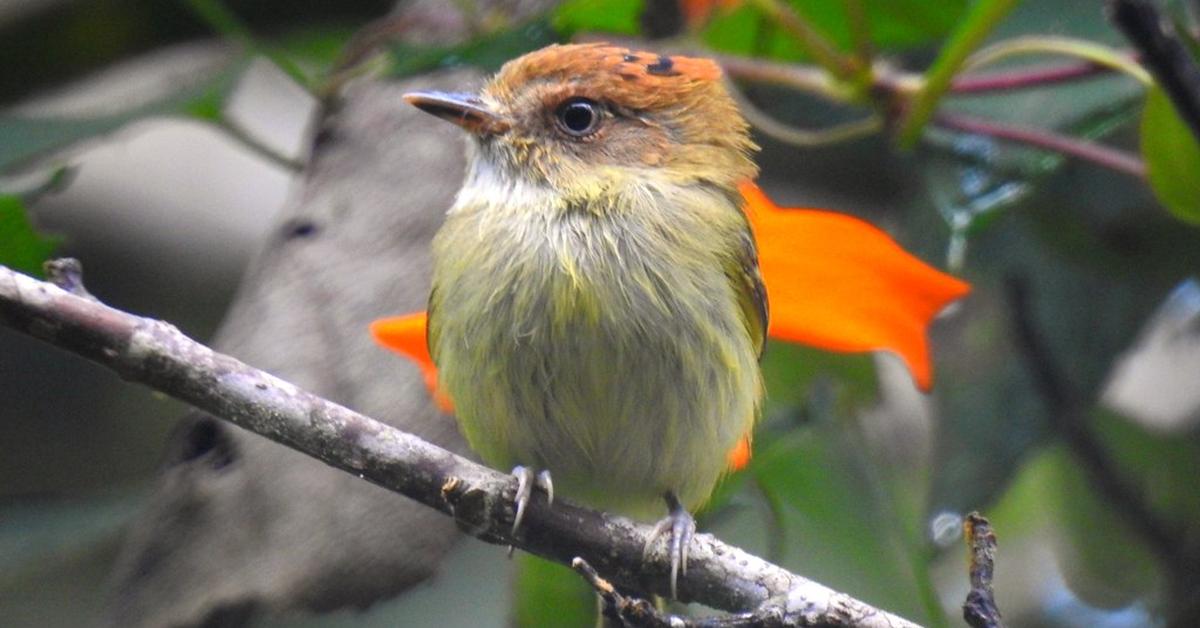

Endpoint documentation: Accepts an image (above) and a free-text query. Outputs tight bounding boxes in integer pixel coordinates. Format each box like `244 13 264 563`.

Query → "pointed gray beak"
402 91 511 136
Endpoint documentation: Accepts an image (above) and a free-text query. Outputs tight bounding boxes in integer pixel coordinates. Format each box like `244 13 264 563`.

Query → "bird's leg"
642 492 695 599
508 465 554 556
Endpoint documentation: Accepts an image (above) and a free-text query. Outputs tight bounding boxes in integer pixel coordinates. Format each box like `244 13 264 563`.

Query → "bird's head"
404 43 758 206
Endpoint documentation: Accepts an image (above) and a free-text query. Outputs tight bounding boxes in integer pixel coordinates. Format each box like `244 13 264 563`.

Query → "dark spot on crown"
618 73 638 81
623 53 640 63
646 55 679 77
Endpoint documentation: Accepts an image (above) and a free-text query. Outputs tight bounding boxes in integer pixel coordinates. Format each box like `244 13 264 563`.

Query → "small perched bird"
404 43 765 594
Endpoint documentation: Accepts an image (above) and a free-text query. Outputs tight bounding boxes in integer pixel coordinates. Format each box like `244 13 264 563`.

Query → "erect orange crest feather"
371 184 970 467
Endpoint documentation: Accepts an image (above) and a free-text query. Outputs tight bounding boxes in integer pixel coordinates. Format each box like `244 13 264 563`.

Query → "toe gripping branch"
509 465 554 555
643 492 696 600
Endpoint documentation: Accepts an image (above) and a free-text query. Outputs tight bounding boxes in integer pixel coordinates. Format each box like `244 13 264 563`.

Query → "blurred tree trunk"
101 70 478 626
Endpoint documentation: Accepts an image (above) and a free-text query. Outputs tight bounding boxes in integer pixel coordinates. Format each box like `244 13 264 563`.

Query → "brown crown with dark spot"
481 43 757 187
488 43 724 105
489 43 720 98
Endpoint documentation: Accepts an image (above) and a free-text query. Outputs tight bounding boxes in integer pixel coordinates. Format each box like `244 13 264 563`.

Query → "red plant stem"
951 61 1115 93
933 112 1147 178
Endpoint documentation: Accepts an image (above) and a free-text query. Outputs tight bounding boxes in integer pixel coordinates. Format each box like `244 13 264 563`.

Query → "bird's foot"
642 492 695 599
508 465 553 556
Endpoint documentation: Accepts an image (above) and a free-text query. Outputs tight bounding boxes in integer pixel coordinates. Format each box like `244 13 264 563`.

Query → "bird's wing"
729 221 769 359
426 285 442 366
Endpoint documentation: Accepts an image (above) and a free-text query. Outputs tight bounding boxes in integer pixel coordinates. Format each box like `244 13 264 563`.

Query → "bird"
402 42 766 597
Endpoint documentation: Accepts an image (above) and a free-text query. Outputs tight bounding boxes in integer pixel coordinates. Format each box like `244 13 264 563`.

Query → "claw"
642 492 695 599
508 466 554 557
511 465 534 536
536 469 554 506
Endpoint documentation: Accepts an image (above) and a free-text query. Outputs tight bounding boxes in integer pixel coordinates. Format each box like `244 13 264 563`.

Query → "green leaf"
897 0 1022 146
989 444 1161 608
760 342 878 410
0 195 60 276
553 0 644 36
703 0 968 62
868 0 967 44
1141 86 1200 225
272 25 358 72
1092 408 1200 551
513 553 595 627
184 0 310 88
0 60 244 173
749 426 940 625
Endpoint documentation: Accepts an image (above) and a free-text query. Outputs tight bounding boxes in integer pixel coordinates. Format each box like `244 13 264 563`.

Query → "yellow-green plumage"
425 43 765 521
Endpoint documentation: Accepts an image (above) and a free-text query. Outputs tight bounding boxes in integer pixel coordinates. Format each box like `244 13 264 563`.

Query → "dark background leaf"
0 196 59 276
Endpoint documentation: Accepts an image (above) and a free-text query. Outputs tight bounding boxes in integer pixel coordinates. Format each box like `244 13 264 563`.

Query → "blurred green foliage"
554 0 644 36
702 0 967 61
0 196 58 276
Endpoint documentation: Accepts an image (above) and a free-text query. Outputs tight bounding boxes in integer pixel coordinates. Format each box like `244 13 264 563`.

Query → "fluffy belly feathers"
431 206 760 519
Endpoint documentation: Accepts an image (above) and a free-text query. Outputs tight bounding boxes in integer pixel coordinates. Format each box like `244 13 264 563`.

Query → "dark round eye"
555 98 602 137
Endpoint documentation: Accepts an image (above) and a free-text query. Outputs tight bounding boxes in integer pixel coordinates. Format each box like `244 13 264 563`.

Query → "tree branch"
575 558 791 627
1004 275 1189 577
710 52 1148 179
950 60 1115 93
932 112 1147 179
0 260 922 628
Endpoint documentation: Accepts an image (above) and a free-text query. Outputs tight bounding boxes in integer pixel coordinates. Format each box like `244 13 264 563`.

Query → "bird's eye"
555 98 602 137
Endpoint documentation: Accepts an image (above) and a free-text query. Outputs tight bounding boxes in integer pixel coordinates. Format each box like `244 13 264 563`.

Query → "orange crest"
486 43 740 128
491 43 723 102
482 42 757 188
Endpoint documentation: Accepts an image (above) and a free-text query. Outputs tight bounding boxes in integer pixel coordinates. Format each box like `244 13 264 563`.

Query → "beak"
402 91 511 136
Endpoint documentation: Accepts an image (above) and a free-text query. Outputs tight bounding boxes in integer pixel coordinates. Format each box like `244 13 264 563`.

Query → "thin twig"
843 0 873 78
719 47 1136 100
185 0 310 89
960 36 1151 85
962 513 1004 628
216 118 306 172
951 61 1115 94
933 112 1147 178
574 558 677 628
574 558 787 627
897 0 1021 147
1004 275 1188 577
43 258 95 301
716 53 856 103
719 54 1148 175
0 261 923 628
749 0 857 81
1107 0 1200 142
730 83 882 147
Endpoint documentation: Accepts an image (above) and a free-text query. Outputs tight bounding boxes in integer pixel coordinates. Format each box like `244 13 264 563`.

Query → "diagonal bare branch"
0 260 923 628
